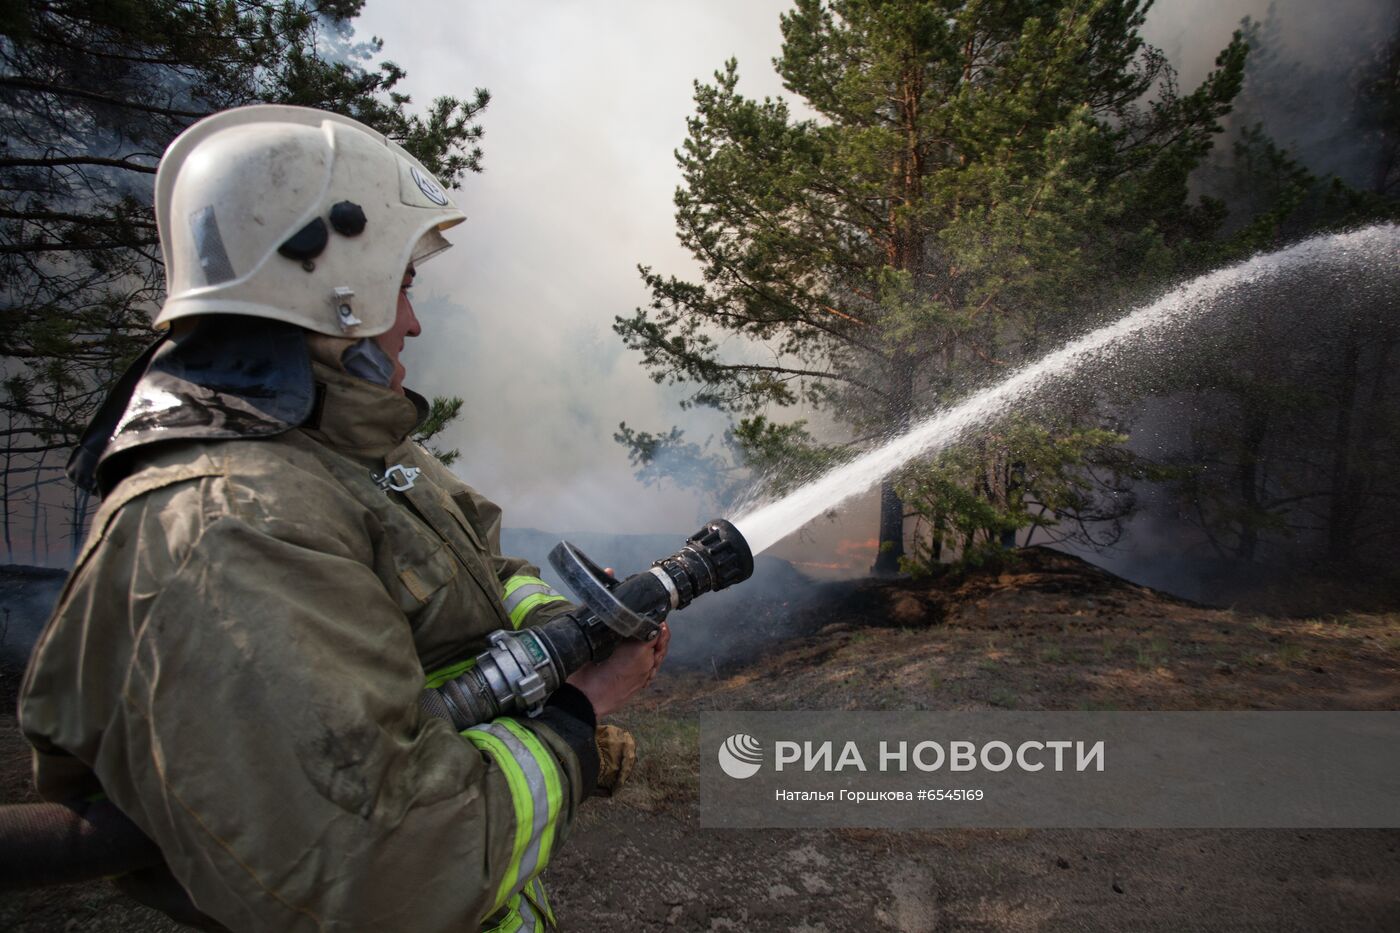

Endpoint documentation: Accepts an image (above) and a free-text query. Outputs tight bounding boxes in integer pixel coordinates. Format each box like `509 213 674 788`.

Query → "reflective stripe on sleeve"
497 719 564 875
462 727 533 915
501 575 568 629
481 894 527 933
463 720 566 915
517 895 541 933
525 876 556 927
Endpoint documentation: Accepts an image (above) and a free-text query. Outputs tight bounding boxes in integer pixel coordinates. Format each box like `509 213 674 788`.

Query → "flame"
791 560 849 571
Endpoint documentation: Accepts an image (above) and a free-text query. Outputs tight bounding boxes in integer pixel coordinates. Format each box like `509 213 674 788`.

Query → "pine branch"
0 207 157 226
0 76 211 119
0 156 159 174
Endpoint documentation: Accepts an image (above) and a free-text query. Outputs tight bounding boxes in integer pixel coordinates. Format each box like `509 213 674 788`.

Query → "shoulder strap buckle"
372 463 422 492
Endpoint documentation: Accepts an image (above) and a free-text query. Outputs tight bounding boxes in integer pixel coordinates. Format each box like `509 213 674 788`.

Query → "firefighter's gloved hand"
594 724 637 797
567 621 671 718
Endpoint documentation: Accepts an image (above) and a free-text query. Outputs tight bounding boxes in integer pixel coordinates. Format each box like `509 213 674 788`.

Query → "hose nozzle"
422 519 755 728
549 518 753 640
649 518 755 613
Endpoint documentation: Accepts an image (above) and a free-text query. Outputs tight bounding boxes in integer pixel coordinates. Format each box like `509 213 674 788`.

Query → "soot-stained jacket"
19 360 595 932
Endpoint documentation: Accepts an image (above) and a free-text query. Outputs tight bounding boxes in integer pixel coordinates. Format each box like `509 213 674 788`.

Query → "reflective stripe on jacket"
501 575 569 630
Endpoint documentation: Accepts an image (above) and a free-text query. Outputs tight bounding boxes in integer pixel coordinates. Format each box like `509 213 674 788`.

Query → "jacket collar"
302 361 426 459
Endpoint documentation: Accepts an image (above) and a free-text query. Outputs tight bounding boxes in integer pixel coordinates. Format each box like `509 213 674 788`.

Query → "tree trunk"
872 360 915 576
866 59 925 578
1235 405 1269 562
1326 329 1361 563
2 411 12 562
28 459 41 564
872 478 906 575
69 484 92 557
1001 460 1024 549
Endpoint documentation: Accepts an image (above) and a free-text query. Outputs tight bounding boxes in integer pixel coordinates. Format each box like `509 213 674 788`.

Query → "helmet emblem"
410 165 449 206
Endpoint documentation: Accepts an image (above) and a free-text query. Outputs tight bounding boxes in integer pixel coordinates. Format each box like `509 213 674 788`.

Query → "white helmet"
154 104 465 338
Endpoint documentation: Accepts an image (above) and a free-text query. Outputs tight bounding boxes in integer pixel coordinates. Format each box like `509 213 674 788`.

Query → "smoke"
1144 0 1398 190
356 2 1400 601
355 0 797 537
0 565 66 663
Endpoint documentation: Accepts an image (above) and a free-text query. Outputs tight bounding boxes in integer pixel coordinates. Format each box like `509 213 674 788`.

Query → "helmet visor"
411 227 454 266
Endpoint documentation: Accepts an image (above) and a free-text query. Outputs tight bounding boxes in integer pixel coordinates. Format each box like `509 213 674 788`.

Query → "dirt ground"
3 548 1399 930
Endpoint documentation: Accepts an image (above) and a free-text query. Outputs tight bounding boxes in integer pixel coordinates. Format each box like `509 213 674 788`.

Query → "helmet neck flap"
69 317 314 495
69 319 431 496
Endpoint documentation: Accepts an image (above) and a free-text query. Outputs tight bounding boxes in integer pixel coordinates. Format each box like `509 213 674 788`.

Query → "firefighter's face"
375 266 421 394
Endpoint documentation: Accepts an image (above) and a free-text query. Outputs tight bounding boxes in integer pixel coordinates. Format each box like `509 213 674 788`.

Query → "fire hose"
0 519 754 889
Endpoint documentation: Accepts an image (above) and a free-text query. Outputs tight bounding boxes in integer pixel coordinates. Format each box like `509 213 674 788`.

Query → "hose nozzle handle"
548 540 658 640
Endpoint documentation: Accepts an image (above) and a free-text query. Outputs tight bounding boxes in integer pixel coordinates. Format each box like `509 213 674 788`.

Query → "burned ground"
554 549 1400 931
2 549 1398 930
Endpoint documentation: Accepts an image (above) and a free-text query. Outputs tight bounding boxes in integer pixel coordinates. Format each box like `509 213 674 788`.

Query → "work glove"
593 724 637 797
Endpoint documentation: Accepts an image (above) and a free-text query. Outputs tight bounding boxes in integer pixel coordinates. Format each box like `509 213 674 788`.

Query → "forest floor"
3 548 1399 931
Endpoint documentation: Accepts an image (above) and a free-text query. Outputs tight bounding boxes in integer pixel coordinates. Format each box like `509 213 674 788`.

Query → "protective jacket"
19 360 596 932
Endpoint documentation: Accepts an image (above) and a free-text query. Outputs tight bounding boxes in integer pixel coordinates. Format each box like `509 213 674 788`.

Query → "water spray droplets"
731 225 1400 557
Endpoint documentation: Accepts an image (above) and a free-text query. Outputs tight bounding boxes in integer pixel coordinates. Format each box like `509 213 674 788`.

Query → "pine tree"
616 0 1244 572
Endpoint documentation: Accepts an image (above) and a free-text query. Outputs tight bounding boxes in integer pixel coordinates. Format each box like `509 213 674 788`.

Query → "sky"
352 0 1395 574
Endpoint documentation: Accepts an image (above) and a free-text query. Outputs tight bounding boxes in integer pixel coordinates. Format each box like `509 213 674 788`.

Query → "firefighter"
18 105 659 931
